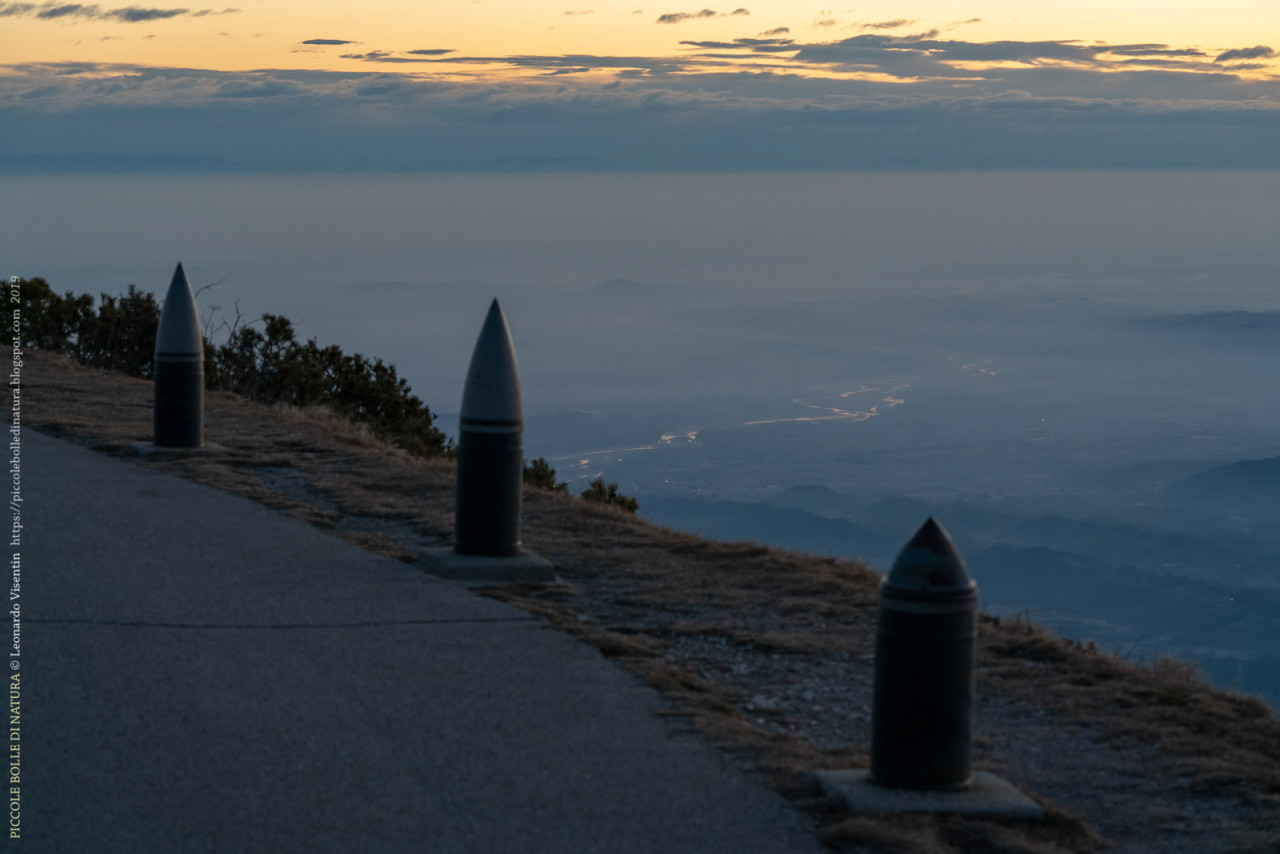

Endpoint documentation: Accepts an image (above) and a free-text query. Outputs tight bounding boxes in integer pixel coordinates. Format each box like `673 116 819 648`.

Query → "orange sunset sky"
2 1 1277 169
4 1 1277 78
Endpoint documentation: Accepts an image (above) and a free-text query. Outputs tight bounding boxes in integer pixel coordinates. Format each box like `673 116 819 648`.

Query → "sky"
1 1 1278 169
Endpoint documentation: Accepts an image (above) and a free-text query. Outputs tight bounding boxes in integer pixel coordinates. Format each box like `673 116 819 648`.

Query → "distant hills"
1164 456 1280 507
641 495 895 565
0 153 614 175
1136 310 1280 340
584 279 695 311
589 278 687 296
768 484 862 517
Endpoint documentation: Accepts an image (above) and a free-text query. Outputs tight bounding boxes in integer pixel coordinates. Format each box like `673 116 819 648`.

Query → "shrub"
580 478 639 513
204 312 452 458
17 277 159 376
15 277 452 458
80 285 162 377
524 457 568 493
16 277 94 352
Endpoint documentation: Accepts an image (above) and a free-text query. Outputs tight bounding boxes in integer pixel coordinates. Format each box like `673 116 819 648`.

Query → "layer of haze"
6 170 1280 702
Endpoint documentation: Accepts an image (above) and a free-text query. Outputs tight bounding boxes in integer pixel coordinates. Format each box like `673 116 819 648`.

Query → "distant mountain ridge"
0 153 614 175
640 495 895 565
1136 310 1280 338
590 278 687 295
1164 456 1280 506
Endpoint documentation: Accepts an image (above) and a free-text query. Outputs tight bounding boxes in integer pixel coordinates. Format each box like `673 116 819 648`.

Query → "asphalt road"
17 429 820 853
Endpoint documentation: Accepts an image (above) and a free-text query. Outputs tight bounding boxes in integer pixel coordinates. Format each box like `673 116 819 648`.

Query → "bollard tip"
907 517 953 555
460 298 522 423
167 262 190 300
156 261 203 357
885 517 975 593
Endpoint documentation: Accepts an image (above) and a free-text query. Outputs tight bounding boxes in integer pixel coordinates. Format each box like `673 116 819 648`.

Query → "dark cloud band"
4 61 1279 171
0 2 236 22
1215 45 1276 63
657 9 716 24
657 8 746 24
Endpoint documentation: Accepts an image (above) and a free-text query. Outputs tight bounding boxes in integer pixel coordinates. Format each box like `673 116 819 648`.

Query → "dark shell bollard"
153 262 204 448
454 299 523 557
870 517 977 790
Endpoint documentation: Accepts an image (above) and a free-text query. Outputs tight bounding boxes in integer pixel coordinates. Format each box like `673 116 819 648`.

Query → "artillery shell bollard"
153 262 204 448
813 518 1043 818
418 299 555 583
455 298 524 557
871 516 976 789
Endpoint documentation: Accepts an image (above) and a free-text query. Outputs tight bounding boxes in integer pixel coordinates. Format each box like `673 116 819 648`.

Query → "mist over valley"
8 170 1279 703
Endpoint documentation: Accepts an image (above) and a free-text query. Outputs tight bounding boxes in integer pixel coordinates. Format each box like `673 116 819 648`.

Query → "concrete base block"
418 546 557 584
130 441 225 456
813 769 1044 820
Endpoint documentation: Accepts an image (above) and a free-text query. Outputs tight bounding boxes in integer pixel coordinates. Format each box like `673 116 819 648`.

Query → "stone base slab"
813 769 1044 819
130 441 225 456
418 546 557 584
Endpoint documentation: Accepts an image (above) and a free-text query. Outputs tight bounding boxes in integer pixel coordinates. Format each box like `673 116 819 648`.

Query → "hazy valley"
8 171 1279 703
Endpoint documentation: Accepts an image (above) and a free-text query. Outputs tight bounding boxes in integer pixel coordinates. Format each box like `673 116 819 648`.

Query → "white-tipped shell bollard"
454 299 523 556
153 262 204 448
870 517 977 790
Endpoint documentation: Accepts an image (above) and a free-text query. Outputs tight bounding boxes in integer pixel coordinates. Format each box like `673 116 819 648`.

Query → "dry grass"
980 614 1280 801
16 349 1280 853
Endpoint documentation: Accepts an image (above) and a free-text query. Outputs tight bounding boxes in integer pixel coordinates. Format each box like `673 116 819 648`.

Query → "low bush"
14 277 451 458
524 457 569 493
581 478 639 513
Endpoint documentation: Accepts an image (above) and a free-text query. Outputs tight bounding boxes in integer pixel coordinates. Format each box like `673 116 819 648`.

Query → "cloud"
113 7 187 21
679 38 796 57
789 33 1103 77
662 28 1276 84
1215 45 1276 63
562 9 592 14
1105 44 1206 57
656 9 715 24
861 19 912 31
0 2 236 22
680 37 792 48
3 21 1279 174
341 50 694 74
1115 57 1213 70
663 28 1270 82
922 38 1097 62
730 7 747 14
5 61 1280 172
814 19 836 28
